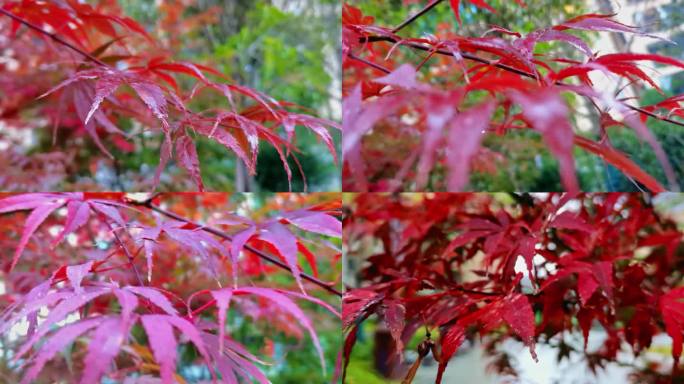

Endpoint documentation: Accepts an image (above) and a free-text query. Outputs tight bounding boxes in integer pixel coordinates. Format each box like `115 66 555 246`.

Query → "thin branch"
99 215 145 286
348 52 391 74
392 0 446 33
358 35 684 128
454 286 502 296
0 8 108 67
384 0 684 128
133 200 342 297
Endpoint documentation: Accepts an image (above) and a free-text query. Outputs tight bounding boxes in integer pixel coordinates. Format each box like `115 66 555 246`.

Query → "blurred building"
574 0 683 135
592 0 684 94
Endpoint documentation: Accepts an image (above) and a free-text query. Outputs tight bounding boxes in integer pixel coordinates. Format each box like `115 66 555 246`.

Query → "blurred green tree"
205 1 341 191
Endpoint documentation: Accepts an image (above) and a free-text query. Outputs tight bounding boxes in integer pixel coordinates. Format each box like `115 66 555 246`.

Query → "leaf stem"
0 8 108 67
189 298 216 318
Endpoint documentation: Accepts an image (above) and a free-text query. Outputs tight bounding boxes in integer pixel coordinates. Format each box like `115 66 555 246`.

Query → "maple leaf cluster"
342 1 684 192
0 192 342 383
0 0 339 191
343 193 684 383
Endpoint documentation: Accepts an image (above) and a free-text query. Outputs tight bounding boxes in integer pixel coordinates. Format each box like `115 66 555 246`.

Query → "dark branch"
0 8 108 67
135 200 342 297
357 35 684 129
392 0 446 33
348 53 391 74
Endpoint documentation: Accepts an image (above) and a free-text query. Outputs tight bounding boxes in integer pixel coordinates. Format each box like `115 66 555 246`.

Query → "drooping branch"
127 198 342 297
353 0 684 130
0 8 108 67
356 35 684 129
1 7 337 191
348 42 672 191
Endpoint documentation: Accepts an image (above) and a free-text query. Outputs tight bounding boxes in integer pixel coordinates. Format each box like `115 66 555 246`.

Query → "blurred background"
0 0 341 192
345 0 684 192
343 192 684 384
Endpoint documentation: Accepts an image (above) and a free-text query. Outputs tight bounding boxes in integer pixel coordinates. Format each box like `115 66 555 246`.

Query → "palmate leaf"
259 222 304 292
553 13 672 42
660 287 684 367
433 289 537 384
515 29 594 59
381 299 406 354
508 87 579 193
283 209 343 238
80 317 129 384
140 314 213 384
210 289 234 354
435 324 465 383
500 293 537 360
446 101 496 191
9 200 64 272
0 193 128 272
21 318 104 384
2 278 335 384
200 327 271 384
175 134 204 190
44 63 338 191
205 286 331 373
221 208 341 289
0 193 339 383
572 135 665 192
3 284 181 384
229 225 258 287
66 260 95 294
137 219 225 280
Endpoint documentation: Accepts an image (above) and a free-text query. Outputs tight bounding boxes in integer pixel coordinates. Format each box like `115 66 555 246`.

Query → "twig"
131 199 342 297
0 8 108 67
392 0 446 33
358 35 684 128
356 0 684 128
348 52 391 74
99 215 145 286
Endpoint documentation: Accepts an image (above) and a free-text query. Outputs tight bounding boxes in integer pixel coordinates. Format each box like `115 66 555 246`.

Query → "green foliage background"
100 0 342 192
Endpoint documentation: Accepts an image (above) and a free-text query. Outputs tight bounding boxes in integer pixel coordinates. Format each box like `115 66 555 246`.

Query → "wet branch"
0 8 108 67
128 198 342 297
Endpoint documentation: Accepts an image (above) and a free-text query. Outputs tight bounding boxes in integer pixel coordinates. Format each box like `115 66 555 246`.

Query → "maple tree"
0 0 339 191
0 192 342 383
342 0 684 192
342 193 684 383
